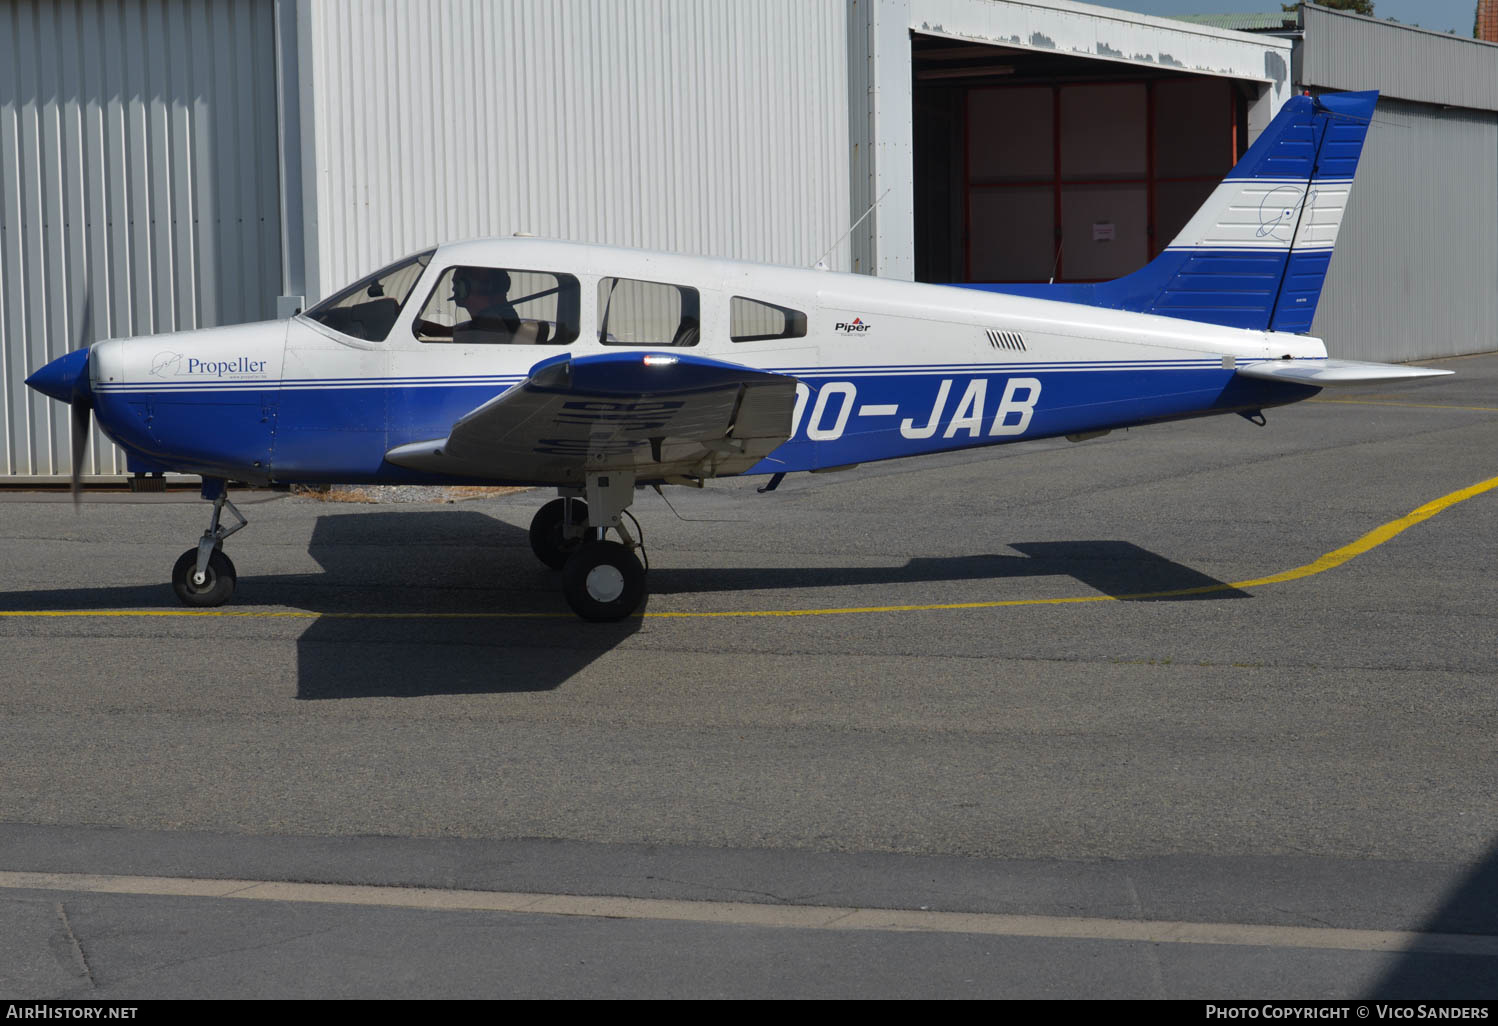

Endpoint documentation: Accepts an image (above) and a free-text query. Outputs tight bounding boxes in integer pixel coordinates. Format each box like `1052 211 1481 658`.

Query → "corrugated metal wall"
1300 5 1498 361
298 0 852 302
1299 3 1498 112
0 0 281 479
1310 98 1498 362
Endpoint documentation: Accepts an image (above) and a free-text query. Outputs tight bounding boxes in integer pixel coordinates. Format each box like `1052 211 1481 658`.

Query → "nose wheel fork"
171 483 246 607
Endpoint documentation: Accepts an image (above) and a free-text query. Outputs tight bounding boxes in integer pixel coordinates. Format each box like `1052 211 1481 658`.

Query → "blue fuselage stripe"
92 366 1318 484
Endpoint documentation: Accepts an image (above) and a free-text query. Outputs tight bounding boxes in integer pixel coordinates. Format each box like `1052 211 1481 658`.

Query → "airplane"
25 89 1451 621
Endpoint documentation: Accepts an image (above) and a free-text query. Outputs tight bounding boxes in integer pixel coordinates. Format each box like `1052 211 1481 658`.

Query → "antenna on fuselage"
813 188 891 271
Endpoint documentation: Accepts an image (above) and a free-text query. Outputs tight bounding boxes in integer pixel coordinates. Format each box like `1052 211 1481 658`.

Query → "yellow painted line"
2 473 1496 622
2 870 1495 955
1309 398 1498 413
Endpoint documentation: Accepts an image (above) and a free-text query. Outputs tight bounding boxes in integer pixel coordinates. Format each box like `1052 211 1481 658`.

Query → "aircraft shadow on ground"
290 510 638 701
0 510 1246 700
647 540 1250 602
1368 837 1498 999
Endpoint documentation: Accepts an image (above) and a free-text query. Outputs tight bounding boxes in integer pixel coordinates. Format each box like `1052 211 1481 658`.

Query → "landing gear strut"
535 474 648 622
171 480 245 607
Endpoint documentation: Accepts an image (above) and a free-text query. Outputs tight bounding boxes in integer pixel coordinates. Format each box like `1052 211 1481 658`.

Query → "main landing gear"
171 480 245 607
528 473 648 622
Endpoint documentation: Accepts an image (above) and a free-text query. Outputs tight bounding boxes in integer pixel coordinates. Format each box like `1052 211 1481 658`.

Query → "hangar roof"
1167 13 1298 34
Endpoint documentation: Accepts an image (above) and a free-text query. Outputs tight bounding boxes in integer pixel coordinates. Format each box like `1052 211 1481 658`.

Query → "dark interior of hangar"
912 33 1257 285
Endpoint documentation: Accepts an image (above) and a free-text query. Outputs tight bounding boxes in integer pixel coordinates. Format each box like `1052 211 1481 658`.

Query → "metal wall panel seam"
179 0 201 335
125 2 154 337
294 0 319 304
212 0 236 327
0 2 16 474
1 3 21 473
100 0 128 347
255 0 279 323
195 0 221 328
145 0 175 335
20 0 50 473
59 0 96 473
91 3 120 475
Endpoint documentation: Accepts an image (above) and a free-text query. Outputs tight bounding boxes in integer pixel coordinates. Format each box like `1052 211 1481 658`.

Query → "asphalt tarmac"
0 353 1494 999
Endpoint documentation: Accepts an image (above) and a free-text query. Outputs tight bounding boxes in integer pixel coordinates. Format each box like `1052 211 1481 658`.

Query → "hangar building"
0 0 1494 481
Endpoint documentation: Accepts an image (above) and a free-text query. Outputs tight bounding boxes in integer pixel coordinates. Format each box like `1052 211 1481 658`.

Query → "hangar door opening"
913 35 1253 285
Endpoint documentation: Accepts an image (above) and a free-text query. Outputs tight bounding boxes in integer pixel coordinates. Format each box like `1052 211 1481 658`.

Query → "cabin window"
412 267 580 345
598 277 700 346
730 296 807 342
304 249 434 342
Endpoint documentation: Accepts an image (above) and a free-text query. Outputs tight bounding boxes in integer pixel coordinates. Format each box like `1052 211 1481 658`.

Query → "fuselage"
80 237 1323 486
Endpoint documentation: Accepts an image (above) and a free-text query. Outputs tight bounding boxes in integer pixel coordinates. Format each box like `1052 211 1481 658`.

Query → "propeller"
68 283 95 508
69 366 92 507
23 282 97 507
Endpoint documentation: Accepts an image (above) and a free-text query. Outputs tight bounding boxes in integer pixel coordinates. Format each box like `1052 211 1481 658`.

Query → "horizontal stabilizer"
1235 359 1453 386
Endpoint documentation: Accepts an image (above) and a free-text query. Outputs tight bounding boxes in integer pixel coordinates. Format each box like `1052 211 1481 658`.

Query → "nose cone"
26 348 91 404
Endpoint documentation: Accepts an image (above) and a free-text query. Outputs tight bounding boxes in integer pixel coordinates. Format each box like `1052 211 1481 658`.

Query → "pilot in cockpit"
451 266 522 344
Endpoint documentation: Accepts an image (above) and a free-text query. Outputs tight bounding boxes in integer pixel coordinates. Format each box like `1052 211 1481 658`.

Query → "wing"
385 351 799 485
1235 358 1453 386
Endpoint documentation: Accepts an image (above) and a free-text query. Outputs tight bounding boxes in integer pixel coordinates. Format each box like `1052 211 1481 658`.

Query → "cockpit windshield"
303 249 435 342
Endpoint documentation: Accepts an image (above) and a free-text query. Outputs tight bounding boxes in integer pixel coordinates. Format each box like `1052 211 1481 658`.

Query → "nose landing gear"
171 480 246 607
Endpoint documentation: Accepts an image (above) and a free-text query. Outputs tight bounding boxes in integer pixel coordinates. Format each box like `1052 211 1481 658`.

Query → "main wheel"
171 547 237 607
561 541 646 622
529 497 589 570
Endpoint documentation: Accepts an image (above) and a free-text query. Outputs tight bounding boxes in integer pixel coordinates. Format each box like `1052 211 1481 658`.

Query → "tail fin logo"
1256 185 1317 242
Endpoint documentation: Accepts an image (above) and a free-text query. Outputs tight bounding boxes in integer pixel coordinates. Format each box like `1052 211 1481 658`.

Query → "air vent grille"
986 330 1027 352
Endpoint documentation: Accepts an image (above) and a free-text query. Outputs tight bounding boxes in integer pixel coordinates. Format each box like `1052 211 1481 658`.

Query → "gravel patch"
290 484 530 504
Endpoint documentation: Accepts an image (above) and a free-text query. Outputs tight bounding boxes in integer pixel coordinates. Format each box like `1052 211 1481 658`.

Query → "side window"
730 296 807 342
413 267 579 345
598 277 700 346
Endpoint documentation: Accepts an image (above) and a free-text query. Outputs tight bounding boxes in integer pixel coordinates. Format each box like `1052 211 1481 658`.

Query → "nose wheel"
171 547 237 607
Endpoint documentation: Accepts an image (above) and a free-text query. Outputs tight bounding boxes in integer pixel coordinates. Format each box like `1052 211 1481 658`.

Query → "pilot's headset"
451 267 510 304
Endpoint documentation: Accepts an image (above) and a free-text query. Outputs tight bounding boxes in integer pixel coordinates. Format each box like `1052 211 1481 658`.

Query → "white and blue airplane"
26 90 1449 620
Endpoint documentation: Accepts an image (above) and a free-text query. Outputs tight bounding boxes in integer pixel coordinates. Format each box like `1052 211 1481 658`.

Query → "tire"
171 547 237 607
529 497 589 570
561 541 646 622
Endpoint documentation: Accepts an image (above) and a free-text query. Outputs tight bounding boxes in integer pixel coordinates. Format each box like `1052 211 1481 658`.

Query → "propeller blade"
70 280 95 508
70 398 90 508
